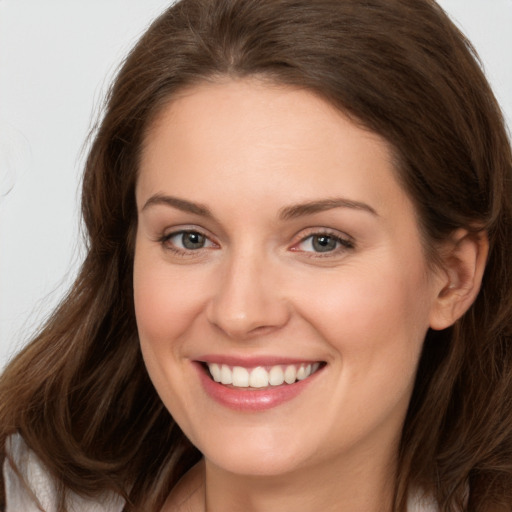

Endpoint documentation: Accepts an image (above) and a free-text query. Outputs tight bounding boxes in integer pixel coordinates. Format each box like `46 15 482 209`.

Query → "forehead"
137 79 411 220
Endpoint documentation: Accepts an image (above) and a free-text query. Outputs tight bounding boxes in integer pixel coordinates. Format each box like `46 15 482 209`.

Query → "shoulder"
3 433 124 512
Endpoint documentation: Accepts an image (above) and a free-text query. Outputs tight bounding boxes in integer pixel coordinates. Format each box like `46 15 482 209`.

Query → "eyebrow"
142 194 213 217
279 198 378 220
141 194 377 219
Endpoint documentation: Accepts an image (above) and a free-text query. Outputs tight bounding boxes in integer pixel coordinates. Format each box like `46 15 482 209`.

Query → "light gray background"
1 1 511 368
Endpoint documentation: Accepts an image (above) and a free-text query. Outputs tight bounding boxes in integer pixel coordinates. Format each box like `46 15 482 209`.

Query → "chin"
196 428 311 477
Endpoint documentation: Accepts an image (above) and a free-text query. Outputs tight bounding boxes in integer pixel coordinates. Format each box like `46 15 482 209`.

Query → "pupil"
183 232 204 249
313 235 336 252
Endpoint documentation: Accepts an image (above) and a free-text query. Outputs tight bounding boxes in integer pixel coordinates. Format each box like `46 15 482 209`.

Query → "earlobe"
429 228 489 331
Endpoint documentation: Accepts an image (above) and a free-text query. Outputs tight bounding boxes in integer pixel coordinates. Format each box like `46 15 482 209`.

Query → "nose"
206 248 291 340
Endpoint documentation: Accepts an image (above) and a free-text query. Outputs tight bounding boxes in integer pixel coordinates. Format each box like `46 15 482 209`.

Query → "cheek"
132 247 208 420
133 252 208 348
292 259 432 361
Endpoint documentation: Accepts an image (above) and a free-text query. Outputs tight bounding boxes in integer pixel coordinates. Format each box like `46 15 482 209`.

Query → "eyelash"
292 229 355 257
158 228 355 257
158 229 217 256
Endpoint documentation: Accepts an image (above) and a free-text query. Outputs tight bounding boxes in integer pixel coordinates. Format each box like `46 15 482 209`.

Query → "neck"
203 445 397 512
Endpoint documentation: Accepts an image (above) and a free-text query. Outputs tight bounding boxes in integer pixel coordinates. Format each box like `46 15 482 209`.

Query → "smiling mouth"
203 362 324 389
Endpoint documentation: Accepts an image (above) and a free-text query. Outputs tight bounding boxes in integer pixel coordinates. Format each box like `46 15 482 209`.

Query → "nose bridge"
206 241 289 339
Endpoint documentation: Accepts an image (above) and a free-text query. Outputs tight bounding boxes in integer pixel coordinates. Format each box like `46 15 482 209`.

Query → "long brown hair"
1 1 512 510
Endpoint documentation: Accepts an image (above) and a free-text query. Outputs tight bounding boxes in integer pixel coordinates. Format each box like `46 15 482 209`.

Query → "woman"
1 0 512 510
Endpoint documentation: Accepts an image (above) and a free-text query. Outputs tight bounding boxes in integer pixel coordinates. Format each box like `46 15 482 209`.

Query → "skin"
133 79 485 512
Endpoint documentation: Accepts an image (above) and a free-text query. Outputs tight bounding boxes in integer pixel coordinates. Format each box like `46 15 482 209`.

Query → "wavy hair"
1 0 512 510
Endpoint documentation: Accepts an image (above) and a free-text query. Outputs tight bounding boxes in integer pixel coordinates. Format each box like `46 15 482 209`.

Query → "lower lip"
195 363 322 411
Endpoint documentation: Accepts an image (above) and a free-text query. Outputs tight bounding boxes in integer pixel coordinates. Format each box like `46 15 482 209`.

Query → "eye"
161 230 215 251
294 232 354 254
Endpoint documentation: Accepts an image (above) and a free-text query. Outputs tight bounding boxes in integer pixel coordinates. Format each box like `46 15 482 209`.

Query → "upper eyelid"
161 225 215 240
162 229 211 241
292 227 354 244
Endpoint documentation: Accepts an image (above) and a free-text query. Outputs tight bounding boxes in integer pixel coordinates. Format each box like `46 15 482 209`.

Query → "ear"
429 228 489 331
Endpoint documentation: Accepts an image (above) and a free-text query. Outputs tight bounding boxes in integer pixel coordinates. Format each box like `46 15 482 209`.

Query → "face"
133 79 443 478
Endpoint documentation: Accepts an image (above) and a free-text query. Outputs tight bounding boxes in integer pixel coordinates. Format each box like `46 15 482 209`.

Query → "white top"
3 434 438 511
3 434 124 512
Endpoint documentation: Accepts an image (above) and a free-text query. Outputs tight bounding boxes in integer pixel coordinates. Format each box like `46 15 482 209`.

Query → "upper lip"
197 355 324 368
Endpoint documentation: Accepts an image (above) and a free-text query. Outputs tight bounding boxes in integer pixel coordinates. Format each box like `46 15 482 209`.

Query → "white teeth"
297 364 312 380
220 364 233 385
284 365 297 384
206 362 322 388
209 363 221 382
249 367 269 388
268 366 285 386
232 366 249 387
